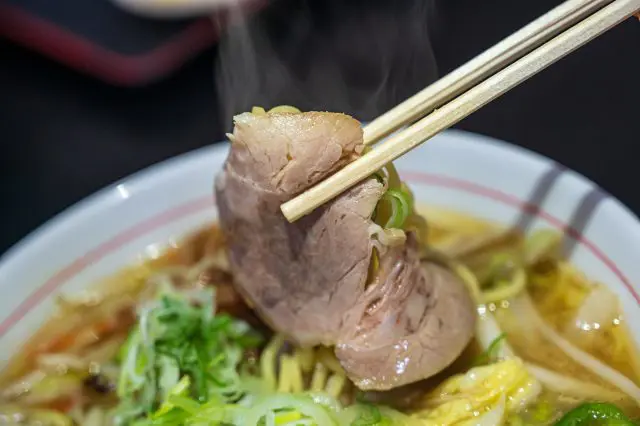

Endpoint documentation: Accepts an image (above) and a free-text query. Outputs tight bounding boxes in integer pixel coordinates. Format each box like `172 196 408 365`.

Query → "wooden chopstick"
281 0 640 223
363 0 612 146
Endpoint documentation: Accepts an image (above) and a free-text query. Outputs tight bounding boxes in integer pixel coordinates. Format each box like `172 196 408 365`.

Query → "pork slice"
226 111 364 196
335 234 476 390
215 111 384 346
216 110 476 386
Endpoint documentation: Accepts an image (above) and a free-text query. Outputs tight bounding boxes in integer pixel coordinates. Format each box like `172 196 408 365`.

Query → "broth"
1 207 639 425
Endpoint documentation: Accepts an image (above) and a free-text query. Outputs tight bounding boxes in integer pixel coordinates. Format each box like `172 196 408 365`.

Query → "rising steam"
214 0 439 128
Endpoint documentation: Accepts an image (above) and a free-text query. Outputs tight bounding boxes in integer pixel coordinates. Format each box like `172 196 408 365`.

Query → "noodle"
259 335 348 399
525 362 629 404
260 335 283 392
1 204 639 425
451 262 482 303
325 374 347 398
515 294 640 404
310 363 328 393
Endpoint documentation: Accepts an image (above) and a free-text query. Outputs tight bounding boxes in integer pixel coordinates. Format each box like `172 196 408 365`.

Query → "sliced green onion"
166 395 201 414
372 162 415 230
153 376 192 418
158 356 180 400
336 404 399 426
381 189 410 229
115 286 262 424
268 105 302 114
473 333 507 366
350 404 383 426
244 394 337 426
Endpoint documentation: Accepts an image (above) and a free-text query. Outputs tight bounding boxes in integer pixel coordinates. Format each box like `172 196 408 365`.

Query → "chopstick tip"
280 200 303 223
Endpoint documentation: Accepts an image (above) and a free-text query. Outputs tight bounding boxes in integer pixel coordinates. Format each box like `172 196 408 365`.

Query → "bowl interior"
0 129 638 367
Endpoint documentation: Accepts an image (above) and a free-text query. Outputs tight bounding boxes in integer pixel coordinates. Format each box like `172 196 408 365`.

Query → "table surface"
1 0 639 255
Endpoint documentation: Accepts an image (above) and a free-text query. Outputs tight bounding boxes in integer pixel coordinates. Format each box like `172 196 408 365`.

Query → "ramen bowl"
0 129 638 368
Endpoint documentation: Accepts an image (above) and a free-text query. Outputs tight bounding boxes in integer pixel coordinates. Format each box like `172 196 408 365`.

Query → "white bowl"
0 130 638 367
110 0 261 19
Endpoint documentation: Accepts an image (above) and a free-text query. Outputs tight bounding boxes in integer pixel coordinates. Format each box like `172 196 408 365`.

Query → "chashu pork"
215 110 476 390
335 235 477 390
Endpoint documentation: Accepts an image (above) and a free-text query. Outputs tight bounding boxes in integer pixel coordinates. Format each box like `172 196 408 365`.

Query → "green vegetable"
132 393 239 426
532 398 553 423
473 333 507 366
555 403 637 426
245 394 337 426
383 163 402 190
371 162 417 231
371 172 386 185
138 392 330 426
153 376 192 418
113 284 411 426
373 163 414 233
114 286 262 425
379 189 411 229
335 404 398 426
350 404 391 426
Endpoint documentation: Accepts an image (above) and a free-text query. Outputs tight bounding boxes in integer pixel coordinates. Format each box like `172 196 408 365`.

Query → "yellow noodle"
288 355 304 394
277 355 292 393
325 374 346 398
452 262 481 303
261 334 284 392
296 347 316 374
316 347 345 375
310 363 328 392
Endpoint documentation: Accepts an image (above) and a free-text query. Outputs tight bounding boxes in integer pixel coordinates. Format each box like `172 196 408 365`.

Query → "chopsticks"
280 0 640 223
363 0 613 146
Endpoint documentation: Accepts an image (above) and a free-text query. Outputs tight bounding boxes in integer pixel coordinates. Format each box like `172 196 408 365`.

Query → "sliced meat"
225 111 364 196
215 110 476 388
335 234 476 390
215 111 384 346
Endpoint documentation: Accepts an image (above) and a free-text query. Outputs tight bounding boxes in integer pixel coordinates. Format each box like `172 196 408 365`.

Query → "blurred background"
1 0 638 255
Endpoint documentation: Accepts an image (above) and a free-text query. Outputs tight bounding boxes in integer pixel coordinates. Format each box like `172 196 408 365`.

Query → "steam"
214 0 440 128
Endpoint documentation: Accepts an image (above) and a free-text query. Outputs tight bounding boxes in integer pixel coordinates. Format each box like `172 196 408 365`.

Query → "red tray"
0 0 267 86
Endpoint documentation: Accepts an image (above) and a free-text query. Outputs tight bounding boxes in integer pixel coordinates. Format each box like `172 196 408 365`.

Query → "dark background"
1 0 639 255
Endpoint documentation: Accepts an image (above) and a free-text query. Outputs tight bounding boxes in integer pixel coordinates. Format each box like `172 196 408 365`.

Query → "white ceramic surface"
0 130 639 367
110 0 257 18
